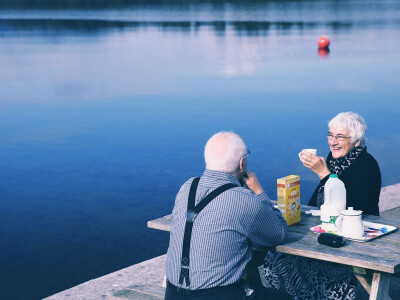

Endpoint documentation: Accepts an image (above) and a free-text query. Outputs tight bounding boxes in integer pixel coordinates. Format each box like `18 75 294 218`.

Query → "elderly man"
165 131 287 300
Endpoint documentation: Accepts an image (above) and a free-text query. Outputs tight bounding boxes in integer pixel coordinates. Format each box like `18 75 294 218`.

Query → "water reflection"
1 19 398 37
318 47 330 58
1 0 399 24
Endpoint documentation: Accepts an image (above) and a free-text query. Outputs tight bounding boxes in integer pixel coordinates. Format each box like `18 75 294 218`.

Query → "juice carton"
277 175 301 226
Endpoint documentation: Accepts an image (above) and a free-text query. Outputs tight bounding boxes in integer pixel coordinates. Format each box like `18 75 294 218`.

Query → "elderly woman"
262 112 381 300
302 111 381 215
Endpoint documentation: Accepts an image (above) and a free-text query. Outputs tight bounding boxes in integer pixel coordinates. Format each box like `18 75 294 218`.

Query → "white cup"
298 149 317 158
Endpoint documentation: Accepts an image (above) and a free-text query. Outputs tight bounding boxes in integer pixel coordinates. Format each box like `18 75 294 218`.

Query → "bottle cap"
329 174 338 178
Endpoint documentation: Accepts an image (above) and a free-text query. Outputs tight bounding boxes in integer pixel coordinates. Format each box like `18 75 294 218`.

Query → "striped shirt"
165 169 287 290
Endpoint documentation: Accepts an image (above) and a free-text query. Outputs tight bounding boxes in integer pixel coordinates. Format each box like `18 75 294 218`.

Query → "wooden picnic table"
147 202 400 300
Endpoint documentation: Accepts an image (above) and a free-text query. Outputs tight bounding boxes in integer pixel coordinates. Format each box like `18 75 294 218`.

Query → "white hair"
204 131 247 174
328 112 367 146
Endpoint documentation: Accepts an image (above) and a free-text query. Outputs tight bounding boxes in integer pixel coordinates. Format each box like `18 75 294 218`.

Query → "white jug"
335 207 364 239
324 174 346 212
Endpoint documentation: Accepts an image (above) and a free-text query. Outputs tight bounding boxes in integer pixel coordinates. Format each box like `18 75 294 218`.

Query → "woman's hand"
299 152 330 179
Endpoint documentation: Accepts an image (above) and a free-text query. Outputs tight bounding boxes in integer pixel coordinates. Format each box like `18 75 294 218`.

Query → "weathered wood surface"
275 211 400 274
147 215 171 232
147 202 400 274
110 284 165 300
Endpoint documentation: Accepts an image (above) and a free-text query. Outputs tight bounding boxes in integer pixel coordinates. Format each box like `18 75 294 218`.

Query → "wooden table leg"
353 267 371 294
369 272 391 300
354 273 371 294
353 267 392 300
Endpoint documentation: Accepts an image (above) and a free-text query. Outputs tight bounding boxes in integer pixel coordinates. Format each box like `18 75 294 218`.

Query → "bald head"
204 131 247 174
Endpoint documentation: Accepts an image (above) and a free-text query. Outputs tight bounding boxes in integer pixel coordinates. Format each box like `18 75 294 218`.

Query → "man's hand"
243 171 264 195
299 152 330 179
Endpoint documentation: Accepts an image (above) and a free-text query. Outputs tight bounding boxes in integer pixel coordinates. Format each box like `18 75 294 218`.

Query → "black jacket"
309 149 381 216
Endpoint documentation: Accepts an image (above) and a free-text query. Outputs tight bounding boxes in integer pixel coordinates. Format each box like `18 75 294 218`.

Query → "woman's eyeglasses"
326 133 351 142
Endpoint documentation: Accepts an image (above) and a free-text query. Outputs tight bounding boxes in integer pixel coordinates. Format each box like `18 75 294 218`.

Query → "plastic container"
324 174 346 213
320 203 340 231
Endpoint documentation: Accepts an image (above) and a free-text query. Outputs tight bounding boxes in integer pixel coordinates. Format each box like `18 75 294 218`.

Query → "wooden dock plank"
110 284 165 300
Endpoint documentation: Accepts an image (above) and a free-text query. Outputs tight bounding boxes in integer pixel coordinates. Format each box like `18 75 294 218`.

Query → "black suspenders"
178 177 237 287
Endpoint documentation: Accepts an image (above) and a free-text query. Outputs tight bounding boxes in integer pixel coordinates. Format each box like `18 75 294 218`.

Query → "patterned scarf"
315 145 366 207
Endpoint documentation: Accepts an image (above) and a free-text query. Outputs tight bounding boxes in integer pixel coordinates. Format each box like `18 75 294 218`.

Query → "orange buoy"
318 36 330 49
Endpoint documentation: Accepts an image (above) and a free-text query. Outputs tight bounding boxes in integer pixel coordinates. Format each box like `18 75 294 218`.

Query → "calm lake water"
1 1 400 299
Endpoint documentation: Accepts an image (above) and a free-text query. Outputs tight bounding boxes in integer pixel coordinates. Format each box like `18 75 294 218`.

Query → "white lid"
340 207 363 216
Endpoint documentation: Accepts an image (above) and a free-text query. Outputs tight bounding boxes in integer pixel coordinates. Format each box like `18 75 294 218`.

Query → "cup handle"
335 215 343 235
298 151 302 158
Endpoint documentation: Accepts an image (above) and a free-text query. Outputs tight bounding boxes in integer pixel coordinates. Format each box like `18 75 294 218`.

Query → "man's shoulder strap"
187 177 237 214
193 182 237 213
179 177 237 287
187 177 200 211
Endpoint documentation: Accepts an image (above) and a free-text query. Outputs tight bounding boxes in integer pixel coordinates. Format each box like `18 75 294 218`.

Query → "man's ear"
239 157 244 172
